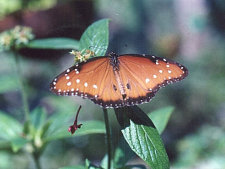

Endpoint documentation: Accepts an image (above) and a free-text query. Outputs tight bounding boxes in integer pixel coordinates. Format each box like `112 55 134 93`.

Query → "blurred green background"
0 0 225 169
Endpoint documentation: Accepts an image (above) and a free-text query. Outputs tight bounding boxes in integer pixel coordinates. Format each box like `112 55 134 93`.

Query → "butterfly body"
50 53 188 108
109 53 127 101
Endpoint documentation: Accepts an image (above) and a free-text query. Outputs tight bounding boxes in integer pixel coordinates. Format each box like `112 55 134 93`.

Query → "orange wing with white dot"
50 56 122 107
116 54 188 106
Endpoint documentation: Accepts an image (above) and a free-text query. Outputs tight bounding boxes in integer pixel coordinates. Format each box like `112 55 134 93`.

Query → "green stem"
13 51 41 169
32 153 42 169
103 109 112 169
13 51 30 122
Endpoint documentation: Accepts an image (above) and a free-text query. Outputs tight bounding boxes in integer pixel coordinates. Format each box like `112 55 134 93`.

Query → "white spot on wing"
168 70 172 74
66 76 70 80
145 78 150 83
66 69 70 73
93 84 98 89
84 82 88 87
76 79 80 83
159 70 163 73
153 75 157 78
67 81 71 86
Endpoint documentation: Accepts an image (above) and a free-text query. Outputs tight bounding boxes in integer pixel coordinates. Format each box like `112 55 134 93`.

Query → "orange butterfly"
50 52 188 108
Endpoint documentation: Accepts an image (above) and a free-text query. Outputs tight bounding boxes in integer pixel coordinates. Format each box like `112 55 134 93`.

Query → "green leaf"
10 136 28 152
45 96 78 114
0 140 11 149
44 120 105 142
117 165 147 169
26 38 79 49
148 106 174 134
43 105 104 142
41 109 75 141
79 19 109 56
85 159 91 168
113 139 134 168
100 154 114 169
0 111 22 140
0 74 19 93
30 106 47 130
85 159 102 169
115 106 170 169
59 165 85 169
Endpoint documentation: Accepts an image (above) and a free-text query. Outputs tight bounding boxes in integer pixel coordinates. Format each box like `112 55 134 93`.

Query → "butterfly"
50 52 188 108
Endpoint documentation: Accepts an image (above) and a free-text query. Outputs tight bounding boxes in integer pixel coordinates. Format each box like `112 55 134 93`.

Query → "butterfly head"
109 52 120 70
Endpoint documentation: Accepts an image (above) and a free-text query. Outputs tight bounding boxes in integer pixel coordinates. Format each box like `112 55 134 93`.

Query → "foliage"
0 26 34 51
0 107 105 156
173 125 225 169
79 19 109 56
26 38 79 50
115 106 170 169
0 0 58 18
148 106 174 134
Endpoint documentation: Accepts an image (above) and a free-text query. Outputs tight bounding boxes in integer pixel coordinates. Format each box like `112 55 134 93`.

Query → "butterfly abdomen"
113 69 127 100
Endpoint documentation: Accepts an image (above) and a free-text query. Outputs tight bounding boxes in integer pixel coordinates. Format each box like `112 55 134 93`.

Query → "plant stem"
33 153 42 169
13 51 40 169
103 109 112 169
13 51 30 122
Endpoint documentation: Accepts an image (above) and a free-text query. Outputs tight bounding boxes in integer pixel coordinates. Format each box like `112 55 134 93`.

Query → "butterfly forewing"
51 57 108 98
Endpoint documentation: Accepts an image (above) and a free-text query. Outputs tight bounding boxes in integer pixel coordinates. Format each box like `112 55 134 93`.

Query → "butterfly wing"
117 54 188 106
50 56 122 108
